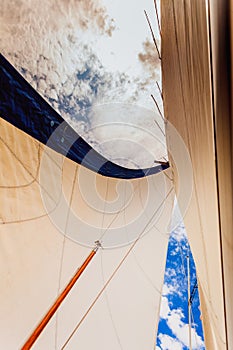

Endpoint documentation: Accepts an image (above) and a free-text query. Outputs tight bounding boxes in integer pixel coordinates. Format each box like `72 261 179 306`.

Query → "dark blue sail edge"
0 54 169 179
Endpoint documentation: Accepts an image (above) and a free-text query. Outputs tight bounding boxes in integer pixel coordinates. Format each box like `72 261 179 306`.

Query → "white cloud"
160 296 171 319
0 0 165 169
162 283 179 296
159 296 205 350
165 267 177 279
158 334 183 350
171 224 187 242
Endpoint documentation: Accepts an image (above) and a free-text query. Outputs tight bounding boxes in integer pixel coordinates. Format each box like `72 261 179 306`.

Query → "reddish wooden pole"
21 243 100 350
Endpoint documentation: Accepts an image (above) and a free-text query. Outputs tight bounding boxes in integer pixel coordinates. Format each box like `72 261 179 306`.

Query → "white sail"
161 1 233 349
0 115 174 349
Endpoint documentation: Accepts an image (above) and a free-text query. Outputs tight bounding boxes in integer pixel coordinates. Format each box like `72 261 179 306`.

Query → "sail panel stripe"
0 54 168 179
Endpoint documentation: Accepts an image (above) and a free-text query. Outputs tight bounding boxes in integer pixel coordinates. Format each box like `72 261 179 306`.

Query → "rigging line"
177 236 199 345
98 177 124 348
163 170 173 182
154 160 168 166
144 10 161 60
97 161 155 243
54 165 79 350
61 188 173 349
189 278 198 305
151 94 165 124
97 180 133 243
124 180 161 293
0 169 70 225
98 155 170 244
154 119 165 138
187 253 192 350
189 280 200 349
154 0 161 36
0 143 41 189
190 307 199 350
156 81 163 101
100 250 124 350
0 135 40 187
100 177 109 238
0 135 57 206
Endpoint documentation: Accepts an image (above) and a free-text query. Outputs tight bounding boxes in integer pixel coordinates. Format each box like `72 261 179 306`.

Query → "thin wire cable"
0 141 67 225
98 161 158 243
154 119 165 138
190 305 199 349
99 178 123 349
54 165 79 349
144 10 161 59
100 178 109 236
154 0 161 35
100 249 124 350
0 141 41 188
156 81 163 101
0 136 54 199
61 188 173 349
163 170 173 182
123 179 162 293
177 236 200 347
151 94 165 124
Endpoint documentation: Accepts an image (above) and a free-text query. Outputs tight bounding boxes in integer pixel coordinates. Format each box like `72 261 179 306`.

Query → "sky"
157 225 205 350
0 0 164 169
0 0 205 348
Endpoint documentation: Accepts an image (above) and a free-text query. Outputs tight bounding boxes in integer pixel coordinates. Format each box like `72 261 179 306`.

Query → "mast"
187 253 192 350
21 241 101 350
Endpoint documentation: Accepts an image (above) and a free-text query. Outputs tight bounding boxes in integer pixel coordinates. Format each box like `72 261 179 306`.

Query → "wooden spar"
21 242 101 350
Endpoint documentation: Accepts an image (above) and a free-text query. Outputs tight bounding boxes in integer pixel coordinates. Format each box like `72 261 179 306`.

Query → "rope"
154 0 161 35
144 10 161 60
97 159 163 243
100 249 124 350
61 188 173 349
156 81 163 101
54 165 79 349
151 94 166 125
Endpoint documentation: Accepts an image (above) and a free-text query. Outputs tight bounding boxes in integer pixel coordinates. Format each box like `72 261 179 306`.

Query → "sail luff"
161 0 233 348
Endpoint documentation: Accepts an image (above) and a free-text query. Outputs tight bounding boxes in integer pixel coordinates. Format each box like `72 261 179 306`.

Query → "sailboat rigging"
1 1 233 349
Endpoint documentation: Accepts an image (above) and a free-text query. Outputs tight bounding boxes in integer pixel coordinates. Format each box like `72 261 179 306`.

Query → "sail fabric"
0 54 168 180
0 116 174 349
161 1 233 349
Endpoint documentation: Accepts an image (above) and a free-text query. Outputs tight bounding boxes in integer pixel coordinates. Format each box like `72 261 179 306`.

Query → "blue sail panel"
0 54 168 179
